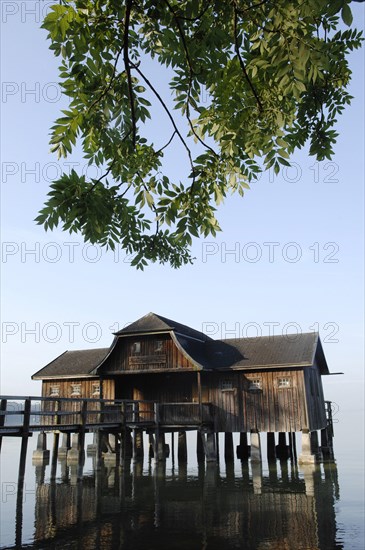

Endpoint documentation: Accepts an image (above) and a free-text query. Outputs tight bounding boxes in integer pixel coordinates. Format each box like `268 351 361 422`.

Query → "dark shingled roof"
173 331 328 373
32 314 329 379
115 312 210 342
32 348 109 379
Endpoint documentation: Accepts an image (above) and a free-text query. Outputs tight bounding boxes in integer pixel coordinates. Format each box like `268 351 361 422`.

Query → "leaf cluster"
38 0 363 268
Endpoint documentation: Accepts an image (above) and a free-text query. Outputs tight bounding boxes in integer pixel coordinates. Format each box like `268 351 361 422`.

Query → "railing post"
0 399 7 452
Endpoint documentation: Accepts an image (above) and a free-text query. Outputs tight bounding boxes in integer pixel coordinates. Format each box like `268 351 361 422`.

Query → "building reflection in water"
24 455 343 550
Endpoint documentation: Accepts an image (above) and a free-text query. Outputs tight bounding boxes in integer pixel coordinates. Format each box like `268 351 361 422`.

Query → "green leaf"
341 4 353 27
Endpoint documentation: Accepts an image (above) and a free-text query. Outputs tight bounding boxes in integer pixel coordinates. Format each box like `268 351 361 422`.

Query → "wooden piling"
267 432 276 462
310 430 320 454
58 432 71 458
50 432 59 479
276 431 290 459
236 432 250 459
32 432 50 462
205 431 217 462
298 430 316 464
250 431 262 462
133 429 144 460
177 431 187 462
196 430 205 462
224 432 234 461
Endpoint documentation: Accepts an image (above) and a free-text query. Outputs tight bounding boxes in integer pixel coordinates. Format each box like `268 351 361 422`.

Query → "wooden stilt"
196 430 205 462
224 432 234 461
58 432 71 458
133 429 144 460
205 431 217 462
250 431 262 462
237 432 250 459
276 431 290 459
298 430 316 464
50 432 59 479
178 431 187 462
32 432 50 462
267 432 276 462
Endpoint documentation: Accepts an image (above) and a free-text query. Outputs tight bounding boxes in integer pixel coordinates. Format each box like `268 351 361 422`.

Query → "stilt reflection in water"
8 455 343 550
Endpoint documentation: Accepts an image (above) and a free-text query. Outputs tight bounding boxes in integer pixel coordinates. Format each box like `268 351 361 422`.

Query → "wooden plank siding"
203 369 308 433
303 362 327 431
41 378 114 426
100 335 197 373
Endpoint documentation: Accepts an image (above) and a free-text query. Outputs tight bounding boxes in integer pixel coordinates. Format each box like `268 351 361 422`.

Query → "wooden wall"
41 378 115 425
303 363 327 431
202 369 309 433
100 334 196 373
39 364 326 433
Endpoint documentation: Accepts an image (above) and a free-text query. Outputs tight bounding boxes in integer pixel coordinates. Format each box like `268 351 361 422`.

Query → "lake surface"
0 432 363 549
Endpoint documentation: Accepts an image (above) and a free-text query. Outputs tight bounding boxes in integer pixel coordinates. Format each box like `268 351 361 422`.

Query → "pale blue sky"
0 0 364 437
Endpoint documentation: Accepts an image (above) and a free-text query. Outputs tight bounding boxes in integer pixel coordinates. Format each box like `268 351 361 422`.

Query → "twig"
130 63 196 185
233 6 263 111
124 0 137 147
156 131 177 154
87 45 124 113
164 0 218 156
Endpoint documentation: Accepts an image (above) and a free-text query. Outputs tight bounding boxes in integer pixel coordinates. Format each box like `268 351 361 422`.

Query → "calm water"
0 433 363 549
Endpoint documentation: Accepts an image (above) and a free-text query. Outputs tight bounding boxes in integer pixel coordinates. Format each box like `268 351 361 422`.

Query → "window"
92 383 100 396
50 385 60 396
132 341 141 354
70 383 81 396
221 380 233 391
248 378 262 390
155 340 163 352
277 377 291 388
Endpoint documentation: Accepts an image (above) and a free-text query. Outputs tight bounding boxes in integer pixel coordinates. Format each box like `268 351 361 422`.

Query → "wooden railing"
0 396 213 437
159 402 213 426
0 396 156 436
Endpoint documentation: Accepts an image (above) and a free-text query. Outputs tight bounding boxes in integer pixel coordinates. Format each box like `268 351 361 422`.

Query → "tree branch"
164 0 218 157
130 62 196 184
87 44 124 113
173 2 212 22
124 0 137 147
156 130 177 155
233 6 263 111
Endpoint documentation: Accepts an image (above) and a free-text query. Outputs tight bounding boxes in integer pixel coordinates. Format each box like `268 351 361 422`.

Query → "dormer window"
221 380 233 391
92 383 100 396
70 383 81 396
277 377 291 388
132 341 141 354
155 340 163 352
248 378 262 391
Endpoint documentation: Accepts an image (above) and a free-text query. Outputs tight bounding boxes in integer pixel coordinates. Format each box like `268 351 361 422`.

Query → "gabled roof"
32 348 109 380
32 314 330 379
175 331 328 373
115 312 210 342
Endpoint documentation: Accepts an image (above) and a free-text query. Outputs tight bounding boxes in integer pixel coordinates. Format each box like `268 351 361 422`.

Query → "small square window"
50 385 60 396
92 383 100 396
132 342 141 354
70 383 81 396
221 380 233 390
277 377 291 388
155 340 163 352
249 378 262 390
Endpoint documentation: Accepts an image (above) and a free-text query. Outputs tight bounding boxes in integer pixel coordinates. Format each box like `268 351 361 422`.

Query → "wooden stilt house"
32 312 332 436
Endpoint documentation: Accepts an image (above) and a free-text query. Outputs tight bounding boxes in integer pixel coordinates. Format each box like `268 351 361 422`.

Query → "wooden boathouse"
28 312 335 464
